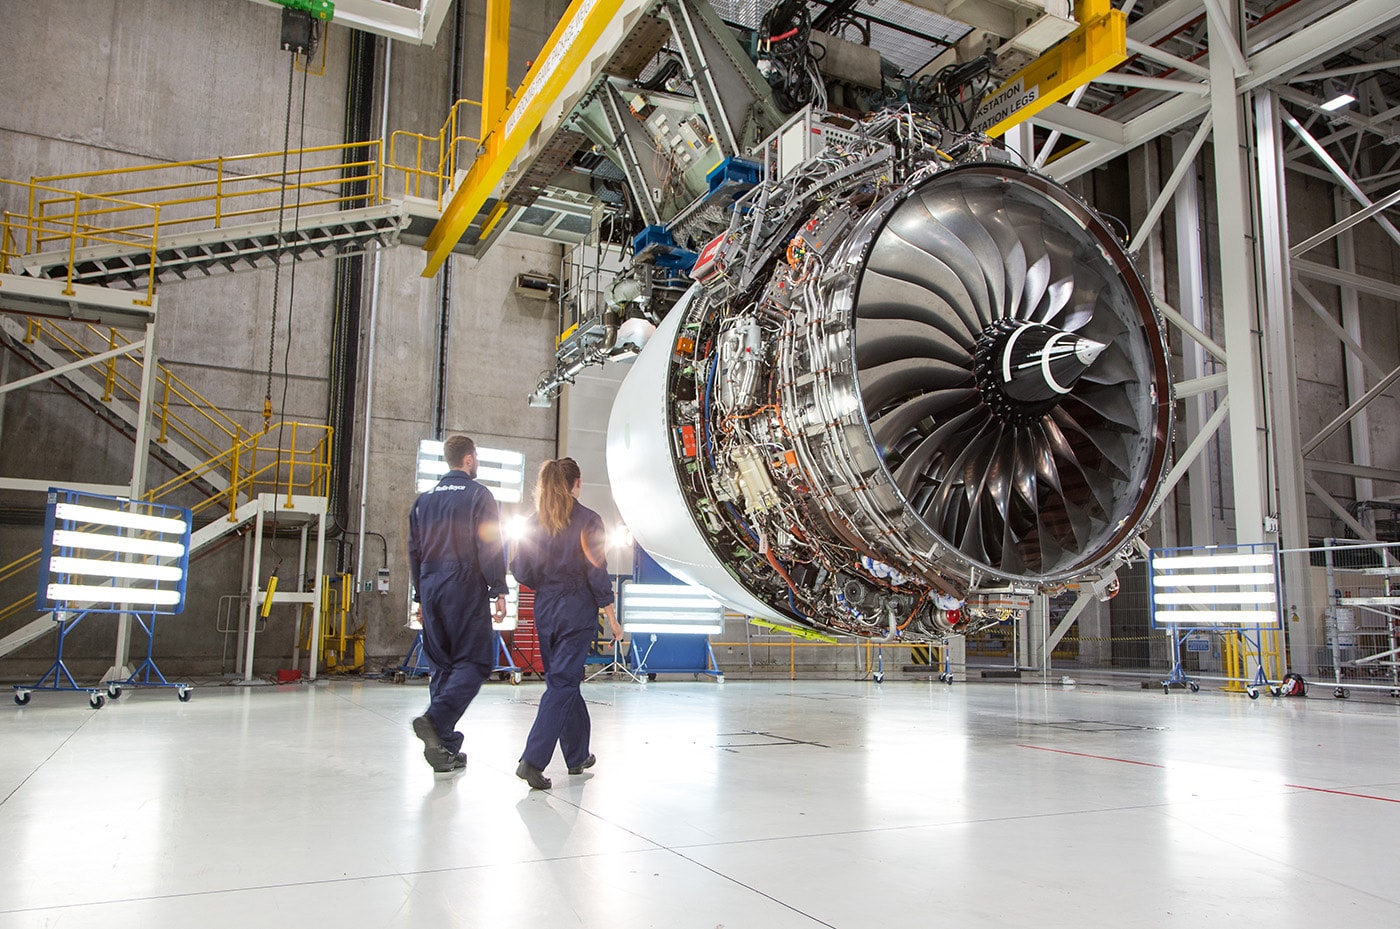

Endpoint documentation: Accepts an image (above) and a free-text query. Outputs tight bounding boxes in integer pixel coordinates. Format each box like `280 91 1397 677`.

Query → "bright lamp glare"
54 502 186 535
49 556 183 582
1321 92 1355 111
418 459 449 476
52 529 185 558
47 584 181 606
503 515 529 541
609 525 633 549
489 487 522 503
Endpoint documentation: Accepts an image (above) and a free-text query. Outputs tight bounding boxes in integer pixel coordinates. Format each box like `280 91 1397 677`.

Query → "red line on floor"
1016 744 1164 767
1018 744 1400 803
1283 784 1400 803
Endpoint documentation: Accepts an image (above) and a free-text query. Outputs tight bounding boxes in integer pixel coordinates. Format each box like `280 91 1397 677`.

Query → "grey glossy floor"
2 675 1398 928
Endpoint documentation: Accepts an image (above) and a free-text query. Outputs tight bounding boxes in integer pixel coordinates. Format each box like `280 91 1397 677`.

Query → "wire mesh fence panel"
1288 540 1400 698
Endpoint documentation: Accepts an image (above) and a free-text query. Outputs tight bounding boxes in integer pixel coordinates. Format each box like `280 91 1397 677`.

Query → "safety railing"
0 422 332 630
2 176 160 303
26 139 382 246
1 210 19 275
224 421 334 516
1 96 490 290
19 317 242 464
385 98 484 208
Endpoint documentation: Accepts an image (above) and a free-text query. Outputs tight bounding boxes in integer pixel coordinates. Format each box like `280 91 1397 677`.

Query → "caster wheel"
647 673 657 682
1270 687 1281 697
14 691 30 706
177 687 192 702
1163 685 1170 695
392 671 406 684
873 671 884 683
1247 688 1259 700
1189 682 1200 694
511 673 522 685
1389 689 1400 699
89 693 106 709
1334 687 1350 699
107 684 122 700
716 675 725 684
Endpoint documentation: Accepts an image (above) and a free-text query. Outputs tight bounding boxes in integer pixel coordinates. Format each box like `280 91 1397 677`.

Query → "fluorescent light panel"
1152 554 1274 569
1321 92 1355 111
49 556 183 582
1153 573 1275 587
1155 610 1279 625
1156 591 1277 605
52 529 185 558
621 583 724 633
47 584 181 606
625 622 724 635
54 502 187 535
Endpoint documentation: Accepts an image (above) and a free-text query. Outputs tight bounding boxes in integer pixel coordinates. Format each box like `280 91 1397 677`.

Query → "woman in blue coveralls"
511 458 622 790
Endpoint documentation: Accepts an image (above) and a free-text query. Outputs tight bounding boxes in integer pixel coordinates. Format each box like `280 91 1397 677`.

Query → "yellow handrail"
386 98 485 208
1 177 159 302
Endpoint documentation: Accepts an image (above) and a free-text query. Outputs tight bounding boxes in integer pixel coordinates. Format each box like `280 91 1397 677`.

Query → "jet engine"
607 111 1172 639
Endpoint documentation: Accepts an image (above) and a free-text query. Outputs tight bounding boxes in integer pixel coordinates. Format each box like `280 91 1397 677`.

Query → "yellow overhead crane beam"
970 0 1127 139
421 0 630 277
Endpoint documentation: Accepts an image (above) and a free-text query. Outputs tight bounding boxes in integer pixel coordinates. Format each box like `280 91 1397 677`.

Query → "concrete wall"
0 0 568 677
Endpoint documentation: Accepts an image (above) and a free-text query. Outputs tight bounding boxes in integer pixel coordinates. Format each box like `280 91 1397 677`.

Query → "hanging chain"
264 53 298 431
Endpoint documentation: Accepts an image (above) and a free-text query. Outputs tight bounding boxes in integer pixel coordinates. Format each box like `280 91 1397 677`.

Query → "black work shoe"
413 716 457 772
568 754 596 775
516 760 552 790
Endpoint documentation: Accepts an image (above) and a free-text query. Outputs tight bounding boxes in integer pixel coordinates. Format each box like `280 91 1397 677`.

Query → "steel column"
1333 191 1375 509
1172 127 1218 547
1208 0 1267 544
1253 90 1315 673
243 502 267 682
307 510 327 680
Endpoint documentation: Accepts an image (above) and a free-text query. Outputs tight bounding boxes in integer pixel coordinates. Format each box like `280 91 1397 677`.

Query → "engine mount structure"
608 110 1172 640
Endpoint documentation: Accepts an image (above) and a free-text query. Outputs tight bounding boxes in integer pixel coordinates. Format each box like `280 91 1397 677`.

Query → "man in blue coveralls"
407 434 508 773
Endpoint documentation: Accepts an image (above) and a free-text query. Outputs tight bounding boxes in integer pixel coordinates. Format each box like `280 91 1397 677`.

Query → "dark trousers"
521 622 595 770
423 657 489 755
418 577 494 756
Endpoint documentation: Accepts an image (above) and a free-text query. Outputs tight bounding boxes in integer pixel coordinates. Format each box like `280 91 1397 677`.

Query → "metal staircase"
1 111 494 297
0 102 494 666
13 202 408 289
0 421 334 662
0 314 235 495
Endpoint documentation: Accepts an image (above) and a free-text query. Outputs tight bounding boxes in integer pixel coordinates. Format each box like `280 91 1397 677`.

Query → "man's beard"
466 462 478 479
